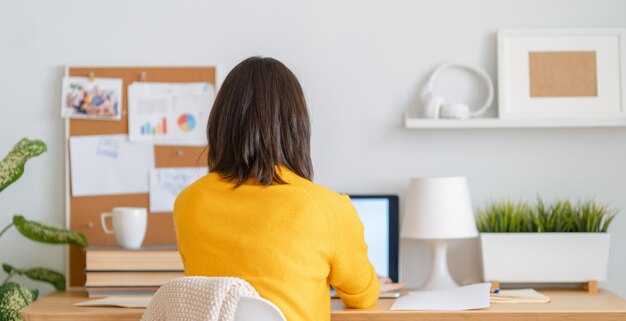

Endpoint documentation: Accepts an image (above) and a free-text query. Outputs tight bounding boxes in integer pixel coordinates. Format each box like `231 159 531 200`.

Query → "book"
490 289 550 303
87 291 156 298
86 286 159 298
85 271 184 287
85 246 183 271
74 296 152 308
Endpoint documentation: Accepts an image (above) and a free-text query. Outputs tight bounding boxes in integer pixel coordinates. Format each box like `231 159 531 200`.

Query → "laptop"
331 195 400 298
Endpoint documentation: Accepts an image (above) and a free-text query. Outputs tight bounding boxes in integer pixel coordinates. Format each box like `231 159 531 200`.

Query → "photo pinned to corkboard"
61 76 123 120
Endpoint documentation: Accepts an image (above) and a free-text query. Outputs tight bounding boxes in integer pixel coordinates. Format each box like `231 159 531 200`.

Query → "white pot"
480 233 610 283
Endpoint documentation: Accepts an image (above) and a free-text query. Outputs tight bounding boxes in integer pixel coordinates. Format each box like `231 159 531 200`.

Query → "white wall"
1 0 626 297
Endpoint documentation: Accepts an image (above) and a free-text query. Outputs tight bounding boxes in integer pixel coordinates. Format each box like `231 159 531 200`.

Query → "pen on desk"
491 288 500 294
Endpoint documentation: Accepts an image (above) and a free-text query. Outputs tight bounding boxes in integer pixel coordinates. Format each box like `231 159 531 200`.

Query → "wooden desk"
21 290 626 321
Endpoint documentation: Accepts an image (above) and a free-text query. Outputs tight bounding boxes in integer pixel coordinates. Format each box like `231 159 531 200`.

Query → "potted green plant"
477 199 616 285
0 139 87 321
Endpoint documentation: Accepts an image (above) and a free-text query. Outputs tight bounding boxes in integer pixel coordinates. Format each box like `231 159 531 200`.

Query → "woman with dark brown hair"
174 57 380 321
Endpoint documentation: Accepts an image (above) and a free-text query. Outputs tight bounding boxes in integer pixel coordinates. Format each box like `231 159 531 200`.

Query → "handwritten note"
70 135 154 196
149 167 207 212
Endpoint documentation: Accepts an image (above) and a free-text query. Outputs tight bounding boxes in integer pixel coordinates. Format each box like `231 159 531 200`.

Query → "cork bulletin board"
529 51 598 97
65 66 215 287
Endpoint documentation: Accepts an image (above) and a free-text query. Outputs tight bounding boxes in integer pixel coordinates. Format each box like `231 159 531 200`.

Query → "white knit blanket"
141 276 259 321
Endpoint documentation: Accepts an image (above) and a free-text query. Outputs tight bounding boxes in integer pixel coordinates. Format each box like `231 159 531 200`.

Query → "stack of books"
85 246 184 298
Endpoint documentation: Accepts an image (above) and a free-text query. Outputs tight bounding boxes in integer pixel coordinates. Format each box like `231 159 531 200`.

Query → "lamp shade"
402 176 478 240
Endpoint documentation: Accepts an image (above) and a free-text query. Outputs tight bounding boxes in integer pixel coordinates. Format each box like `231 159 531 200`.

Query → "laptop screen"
349 195 399 282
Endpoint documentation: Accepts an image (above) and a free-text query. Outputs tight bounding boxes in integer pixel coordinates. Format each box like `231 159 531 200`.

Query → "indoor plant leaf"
2 263 13 275
2 264 65 291
12 215 87 248
0 139 46 193
0 282 39 321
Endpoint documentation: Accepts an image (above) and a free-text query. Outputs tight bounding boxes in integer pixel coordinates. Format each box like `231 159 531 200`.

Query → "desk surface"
20 290 626 321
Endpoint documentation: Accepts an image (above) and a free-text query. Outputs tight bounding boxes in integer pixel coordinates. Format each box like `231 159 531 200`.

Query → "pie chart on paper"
177 113 196 132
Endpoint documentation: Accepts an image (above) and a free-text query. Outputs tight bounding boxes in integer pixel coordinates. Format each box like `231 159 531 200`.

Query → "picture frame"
497 28 626 119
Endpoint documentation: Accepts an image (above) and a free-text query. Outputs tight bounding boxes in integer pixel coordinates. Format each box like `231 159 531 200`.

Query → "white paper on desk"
70 135 154 196
128 82 214 146
74 296 152 308
490 289 550 303
149 167 207 212
391 283 491 311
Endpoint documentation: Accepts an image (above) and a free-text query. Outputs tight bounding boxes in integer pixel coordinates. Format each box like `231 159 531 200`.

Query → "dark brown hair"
207 57 313 186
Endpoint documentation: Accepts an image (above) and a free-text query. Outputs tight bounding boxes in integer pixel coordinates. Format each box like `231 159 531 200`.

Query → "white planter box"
480 233 610 283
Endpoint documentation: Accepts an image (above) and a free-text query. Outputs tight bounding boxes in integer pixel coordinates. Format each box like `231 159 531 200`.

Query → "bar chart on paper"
141 117 167 136
128 82 214 145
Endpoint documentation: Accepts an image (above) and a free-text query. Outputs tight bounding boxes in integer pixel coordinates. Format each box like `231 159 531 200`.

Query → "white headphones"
421 62 494 119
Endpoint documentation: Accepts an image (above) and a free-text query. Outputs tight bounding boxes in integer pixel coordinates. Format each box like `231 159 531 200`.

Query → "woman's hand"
378 275 404 293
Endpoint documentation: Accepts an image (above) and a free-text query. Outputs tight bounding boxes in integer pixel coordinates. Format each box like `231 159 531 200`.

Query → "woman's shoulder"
288 175 353 212
174 173 215 204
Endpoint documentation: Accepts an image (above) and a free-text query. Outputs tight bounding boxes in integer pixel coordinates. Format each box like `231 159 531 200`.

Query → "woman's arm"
328 195 380 308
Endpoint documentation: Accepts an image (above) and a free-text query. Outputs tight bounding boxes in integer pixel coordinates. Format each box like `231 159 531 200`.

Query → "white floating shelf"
404 115 626 129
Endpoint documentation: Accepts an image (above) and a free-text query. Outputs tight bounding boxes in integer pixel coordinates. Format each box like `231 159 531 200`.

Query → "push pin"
88 71 95 82
139 71 148 82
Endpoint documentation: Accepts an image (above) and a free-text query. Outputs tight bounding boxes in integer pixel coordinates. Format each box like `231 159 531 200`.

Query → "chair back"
233 296 287 321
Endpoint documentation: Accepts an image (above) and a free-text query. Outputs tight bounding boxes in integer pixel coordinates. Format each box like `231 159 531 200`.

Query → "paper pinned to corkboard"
529 51 598 97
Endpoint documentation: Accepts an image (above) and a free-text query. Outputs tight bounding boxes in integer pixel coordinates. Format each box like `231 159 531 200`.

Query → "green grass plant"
576 200 617 233
477 198 617 233
476 200 533 233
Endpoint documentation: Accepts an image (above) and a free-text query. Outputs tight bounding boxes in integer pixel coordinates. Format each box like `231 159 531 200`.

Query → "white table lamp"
402 176 478 290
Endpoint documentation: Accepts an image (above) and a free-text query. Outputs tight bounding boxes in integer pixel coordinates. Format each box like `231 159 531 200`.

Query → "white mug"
101 207 147 249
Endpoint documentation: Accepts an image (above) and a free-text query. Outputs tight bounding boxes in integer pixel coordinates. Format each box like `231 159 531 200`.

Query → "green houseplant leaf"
12 215 87 248
0 139 46 193
0 138 85 317
2 264 65 291
0 282 38 321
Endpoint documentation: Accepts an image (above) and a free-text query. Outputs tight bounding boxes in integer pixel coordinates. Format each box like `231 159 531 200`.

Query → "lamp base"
419 239 458 291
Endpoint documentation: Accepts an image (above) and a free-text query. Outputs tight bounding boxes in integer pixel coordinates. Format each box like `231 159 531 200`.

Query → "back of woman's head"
207 57 313 186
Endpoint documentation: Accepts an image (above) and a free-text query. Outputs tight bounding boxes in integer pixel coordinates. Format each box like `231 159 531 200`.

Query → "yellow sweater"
173 168 380 321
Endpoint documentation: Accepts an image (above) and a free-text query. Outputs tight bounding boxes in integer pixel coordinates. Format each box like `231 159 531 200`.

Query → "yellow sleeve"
172 190 189 270
328 195 380 308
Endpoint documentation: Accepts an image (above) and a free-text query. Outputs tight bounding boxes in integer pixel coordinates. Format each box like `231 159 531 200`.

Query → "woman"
174 57 393 321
